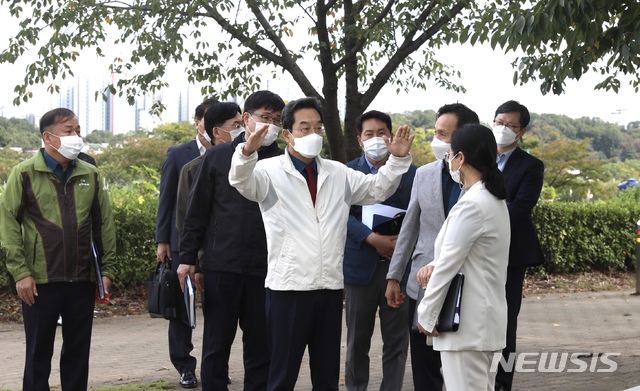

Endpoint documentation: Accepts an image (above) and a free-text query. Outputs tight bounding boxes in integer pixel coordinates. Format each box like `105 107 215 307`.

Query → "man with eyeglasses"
155 97 218 389
491 100 545 391
179 91 286 390
228 97 414 391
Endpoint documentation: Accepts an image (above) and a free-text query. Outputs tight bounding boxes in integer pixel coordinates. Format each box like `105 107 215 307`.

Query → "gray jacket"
386 159 462 300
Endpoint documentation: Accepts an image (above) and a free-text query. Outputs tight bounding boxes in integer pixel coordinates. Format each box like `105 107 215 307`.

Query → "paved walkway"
1 290 639 390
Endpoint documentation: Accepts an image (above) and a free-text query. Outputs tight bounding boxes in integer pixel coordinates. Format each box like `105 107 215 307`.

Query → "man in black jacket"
155 97 218 388
178 90 285 391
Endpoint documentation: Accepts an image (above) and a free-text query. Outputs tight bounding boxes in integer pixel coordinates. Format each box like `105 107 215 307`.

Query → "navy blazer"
156 139 201 252
503 147 546 268
344 154 417 285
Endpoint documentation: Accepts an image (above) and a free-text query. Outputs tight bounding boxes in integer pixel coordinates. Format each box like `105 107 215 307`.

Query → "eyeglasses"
251 112 281 126
444 151 459 162
292 126 325 136
493 121 522 132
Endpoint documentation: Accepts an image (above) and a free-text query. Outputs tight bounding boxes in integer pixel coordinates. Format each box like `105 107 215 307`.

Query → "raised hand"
242 123 269 156
385 124 414 158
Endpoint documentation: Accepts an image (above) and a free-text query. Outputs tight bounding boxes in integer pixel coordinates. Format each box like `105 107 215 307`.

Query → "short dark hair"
355 110 392 135
195 98 219 121
243 90 285 114
203 102 241 139
39 108 76 135
281 97 324 131
494 100 530 128
451 123 506 200
437 103 479 129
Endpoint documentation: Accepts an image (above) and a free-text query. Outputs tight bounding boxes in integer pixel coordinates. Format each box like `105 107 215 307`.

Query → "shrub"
533 200 640 273
108 185 159 288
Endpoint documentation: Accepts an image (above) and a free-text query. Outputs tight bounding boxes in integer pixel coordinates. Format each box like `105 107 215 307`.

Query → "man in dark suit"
178 91 286 391
491 100 545 391
343 110 417 391
155 98 217 388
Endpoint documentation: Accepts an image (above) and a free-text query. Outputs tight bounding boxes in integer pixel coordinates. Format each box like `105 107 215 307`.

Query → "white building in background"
2 70 298 133
8 73 198 135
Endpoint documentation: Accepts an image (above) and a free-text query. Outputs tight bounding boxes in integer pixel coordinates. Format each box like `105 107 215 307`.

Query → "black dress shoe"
179 371 198 389
227 376 232 384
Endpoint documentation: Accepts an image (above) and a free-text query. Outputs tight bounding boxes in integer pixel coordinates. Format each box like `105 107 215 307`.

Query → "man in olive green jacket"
0 108 116 391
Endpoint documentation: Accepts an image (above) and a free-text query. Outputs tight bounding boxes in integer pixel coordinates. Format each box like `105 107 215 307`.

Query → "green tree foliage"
390 110 437 131
486 0 640 95
620 127 640 161
0 117 41 149
4 0 587 163
529 113 624 159
531 133 608 200
86 130 121 145
153 121 195 144
0 148 34 183
97 136 173 186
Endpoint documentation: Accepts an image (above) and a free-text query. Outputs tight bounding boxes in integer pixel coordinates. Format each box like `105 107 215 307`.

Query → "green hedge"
1 190 639 289
533 200 640 273
107 186 159 288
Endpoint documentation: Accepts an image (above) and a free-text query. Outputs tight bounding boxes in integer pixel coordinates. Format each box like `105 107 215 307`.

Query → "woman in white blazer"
416 124 510 391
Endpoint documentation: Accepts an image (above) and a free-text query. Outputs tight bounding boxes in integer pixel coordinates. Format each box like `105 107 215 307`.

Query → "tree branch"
245 0 320 97
360 1 469 108
334 0 397 69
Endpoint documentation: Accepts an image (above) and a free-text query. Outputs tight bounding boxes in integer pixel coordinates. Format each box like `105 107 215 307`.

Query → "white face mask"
219 126 244 141
492 125 518 147
446 152 462 184
430 137 450 160
48 133 84 160
362 137 388 161
291 133 323 159
253 120 280 147
198 129 212 143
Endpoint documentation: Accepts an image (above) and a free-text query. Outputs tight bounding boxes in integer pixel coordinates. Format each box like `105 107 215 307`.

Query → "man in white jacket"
229 97 414 391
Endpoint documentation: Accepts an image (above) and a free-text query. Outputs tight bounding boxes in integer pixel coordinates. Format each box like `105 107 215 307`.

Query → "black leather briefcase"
147 257 178 320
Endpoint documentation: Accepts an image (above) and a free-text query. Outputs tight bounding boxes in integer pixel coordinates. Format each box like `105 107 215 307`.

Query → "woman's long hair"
451 124 506 200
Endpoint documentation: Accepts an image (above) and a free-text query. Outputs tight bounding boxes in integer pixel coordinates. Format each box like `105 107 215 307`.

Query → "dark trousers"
344 260 409 391
168 252 196 376
495 266 527 391
22 281 95 391
266 289 343 391
201 271 270 391
407 297 443 391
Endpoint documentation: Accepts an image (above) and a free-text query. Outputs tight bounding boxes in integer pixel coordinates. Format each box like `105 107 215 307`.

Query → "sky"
0 10 638 128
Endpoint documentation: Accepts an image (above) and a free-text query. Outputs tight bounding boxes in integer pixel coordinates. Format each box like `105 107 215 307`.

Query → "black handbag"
412 273 464 332
147 257 178 320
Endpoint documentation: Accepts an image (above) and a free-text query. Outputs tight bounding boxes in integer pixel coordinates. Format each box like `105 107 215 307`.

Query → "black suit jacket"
503 147 545 268
179 135 283 277
155 139 201 252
